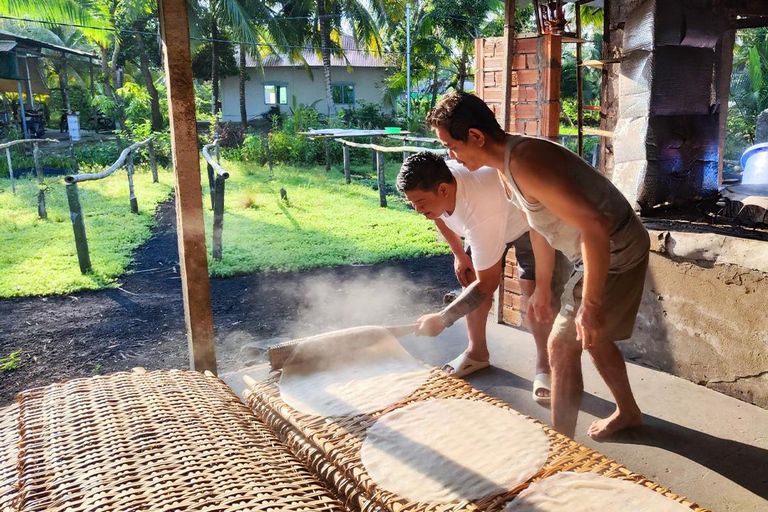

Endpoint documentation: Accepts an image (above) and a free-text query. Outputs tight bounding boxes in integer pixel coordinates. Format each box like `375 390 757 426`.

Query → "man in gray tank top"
415 92 650 441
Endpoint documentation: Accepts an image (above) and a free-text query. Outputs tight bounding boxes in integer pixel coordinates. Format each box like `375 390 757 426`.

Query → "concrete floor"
223 319 768 512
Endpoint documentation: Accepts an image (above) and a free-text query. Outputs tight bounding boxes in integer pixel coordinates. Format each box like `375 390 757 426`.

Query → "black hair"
426 91 505 142
396 152 455 193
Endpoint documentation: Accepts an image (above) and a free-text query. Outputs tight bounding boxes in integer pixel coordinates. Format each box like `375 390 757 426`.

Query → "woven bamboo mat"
6 369 347 512
243 369 711 512
0 404 18 512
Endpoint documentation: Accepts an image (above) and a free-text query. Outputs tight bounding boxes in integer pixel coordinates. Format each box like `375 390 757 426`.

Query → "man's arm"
415 261 502 336
435 218 473 287
509 140 611 348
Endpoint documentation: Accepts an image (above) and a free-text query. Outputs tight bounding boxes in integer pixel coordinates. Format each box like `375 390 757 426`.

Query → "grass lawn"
0 166 175 298
1 156 450 297
204 158 450 276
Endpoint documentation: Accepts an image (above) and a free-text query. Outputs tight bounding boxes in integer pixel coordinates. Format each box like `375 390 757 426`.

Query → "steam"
285 268 428 339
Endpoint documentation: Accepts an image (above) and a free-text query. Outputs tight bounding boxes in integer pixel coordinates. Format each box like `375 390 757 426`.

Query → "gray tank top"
502 135 649 273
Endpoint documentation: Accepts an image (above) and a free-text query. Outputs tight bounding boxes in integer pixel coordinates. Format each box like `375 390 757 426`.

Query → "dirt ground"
0 200 456 406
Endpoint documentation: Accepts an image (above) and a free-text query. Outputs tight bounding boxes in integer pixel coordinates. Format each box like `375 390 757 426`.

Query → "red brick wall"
475 34 563 327
474 35 562 140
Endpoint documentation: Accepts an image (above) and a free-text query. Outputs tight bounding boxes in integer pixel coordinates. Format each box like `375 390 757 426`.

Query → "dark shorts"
551 254 649 343
466 231 536 281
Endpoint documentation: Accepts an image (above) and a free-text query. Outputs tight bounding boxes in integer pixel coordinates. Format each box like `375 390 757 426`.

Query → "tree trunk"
211 18 220 117
239 46 247 128
317 0 334 117
430 65 439 112
136 26 164 131
457 50 467 93
110 38 124 131
100 45 114 98
60 55 71 113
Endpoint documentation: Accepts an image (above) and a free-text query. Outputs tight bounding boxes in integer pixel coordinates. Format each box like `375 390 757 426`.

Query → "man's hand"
575 302 604 349
415 313 447 337
454 255 475 287
526 286 555 324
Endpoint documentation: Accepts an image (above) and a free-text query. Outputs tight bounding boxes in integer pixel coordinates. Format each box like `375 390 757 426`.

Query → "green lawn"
204 159 450 276
0 158 449 297
0 166 175 298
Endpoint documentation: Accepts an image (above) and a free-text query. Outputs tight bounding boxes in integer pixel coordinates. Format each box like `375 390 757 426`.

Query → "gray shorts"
466 231 535 281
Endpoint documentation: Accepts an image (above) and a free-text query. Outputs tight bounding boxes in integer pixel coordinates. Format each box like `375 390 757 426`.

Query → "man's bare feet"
587 409 642 440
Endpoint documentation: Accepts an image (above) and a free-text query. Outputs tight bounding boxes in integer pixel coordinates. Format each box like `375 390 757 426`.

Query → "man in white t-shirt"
396 152 555 402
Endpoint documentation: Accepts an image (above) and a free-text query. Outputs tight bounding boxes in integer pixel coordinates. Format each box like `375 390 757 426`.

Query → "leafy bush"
560 98 600 127
213 121 246 148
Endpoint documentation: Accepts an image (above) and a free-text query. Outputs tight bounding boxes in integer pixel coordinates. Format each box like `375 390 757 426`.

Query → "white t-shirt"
440 161 529 271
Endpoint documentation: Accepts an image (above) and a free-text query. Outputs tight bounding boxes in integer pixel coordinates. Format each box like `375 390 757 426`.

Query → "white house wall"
220 66 391 122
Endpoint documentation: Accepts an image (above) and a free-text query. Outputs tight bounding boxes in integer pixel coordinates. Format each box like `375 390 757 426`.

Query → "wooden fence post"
370 136 377 173
206 161 215 209
69 143 79 174
212 175 225 260
126 151 139 213
343 144 350 184
402 138 408 163
5 148 14 194
149 139 158 183
263 133 273 177
377 149 387 208
65 183 92 274
33 142 46 219
324 138 331 172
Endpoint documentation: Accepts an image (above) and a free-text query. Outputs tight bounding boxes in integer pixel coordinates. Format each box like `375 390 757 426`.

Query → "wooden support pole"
402 139 408 163
69 143 79 174
500 0 517 132
159 0 217 375
33 142 46 219
66 183 92 274
126 151 139 213
576 4 584 157
212 175 225 260
377 150 387 208
148 139 158 183
5 148 14 194
343 144 350 184
325 138 331 172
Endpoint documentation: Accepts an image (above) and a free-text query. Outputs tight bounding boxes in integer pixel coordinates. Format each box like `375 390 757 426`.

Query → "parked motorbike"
23 108 45 138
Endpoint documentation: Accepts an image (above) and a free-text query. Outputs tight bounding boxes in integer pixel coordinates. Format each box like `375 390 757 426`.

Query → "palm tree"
281 0 385 118
730 28 768 142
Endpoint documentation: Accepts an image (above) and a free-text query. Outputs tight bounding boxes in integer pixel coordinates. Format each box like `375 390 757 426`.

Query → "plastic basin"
740 142 768 185
384 127 401 134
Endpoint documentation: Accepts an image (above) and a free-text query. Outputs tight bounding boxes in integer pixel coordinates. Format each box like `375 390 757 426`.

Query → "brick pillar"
476 34 564 327
475 35 561 140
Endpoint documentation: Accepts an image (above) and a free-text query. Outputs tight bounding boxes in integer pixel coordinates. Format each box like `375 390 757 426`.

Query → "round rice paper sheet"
361 398 550 503
278 325 430 416
503 471 696 512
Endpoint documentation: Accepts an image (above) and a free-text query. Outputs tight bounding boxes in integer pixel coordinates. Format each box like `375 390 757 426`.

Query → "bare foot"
588 409 642 440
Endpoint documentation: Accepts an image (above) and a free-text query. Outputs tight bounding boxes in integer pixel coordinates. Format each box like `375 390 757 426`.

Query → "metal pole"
5 148 15 194
406 2 411 123
17 80 28 138
23 57 35 109
66 183 92 274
